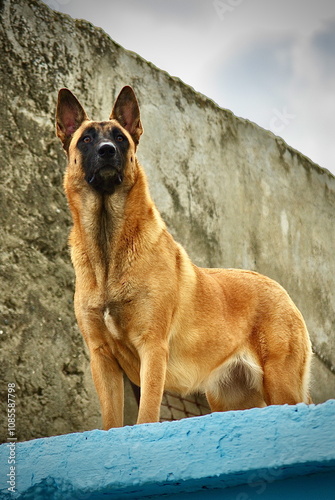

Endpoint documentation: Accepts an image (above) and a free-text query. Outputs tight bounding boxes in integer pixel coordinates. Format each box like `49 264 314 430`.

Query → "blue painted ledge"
1 401 335 499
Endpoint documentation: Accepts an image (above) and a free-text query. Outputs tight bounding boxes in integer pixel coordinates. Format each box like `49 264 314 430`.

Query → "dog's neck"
66 160 166 280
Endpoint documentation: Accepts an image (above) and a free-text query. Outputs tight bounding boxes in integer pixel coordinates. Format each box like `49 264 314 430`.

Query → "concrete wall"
1 401 334 498
0 0 334 442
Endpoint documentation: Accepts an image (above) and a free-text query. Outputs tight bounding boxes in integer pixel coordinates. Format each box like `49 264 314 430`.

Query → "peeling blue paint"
1 401 334 499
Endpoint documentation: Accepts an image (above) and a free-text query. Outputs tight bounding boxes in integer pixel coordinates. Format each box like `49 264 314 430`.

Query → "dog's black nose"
97 142 116 158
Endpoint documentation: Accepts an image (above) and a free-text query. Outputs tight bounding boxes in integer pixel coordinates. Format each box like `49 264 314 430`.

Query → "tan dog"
56 86 313 428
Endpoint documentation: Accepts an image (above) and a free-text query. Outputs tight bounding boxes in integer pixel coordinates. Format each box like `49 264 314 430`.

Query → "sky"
44 0 335 176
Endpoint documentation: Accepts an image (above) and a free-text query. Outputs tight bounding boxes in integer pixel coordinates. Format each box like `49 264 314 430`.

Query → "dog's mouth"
87 166 123 194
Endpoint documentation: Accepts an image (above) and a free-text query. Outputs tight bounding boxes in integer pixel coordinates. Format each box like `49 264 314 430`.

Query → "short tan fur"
56 86 312 427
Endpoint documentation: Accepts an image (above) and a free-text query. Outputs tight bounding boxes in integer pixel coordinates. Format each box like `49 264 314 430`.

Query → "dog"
56 85 313 428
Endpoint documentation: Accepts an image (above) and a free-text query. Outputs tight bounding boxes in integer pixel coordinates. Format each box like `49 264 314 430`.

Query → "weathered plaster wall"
0 0 334 441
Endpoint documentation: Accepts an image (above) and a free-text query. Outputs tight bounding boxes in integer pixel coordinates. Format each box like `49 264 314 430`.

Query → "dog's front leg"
90 345 124 429
76 307 124 429
136 343 168 424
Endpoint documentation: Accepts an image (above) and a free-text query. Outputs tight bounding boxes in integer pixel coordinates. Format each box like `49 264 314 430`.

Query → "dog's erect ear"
56 89 89 151
110 86 143 146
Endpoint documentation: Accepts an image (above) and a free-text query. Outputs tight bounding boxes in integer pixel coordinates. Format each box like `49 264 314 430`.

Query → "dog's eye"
116 135 124 142
83 136 92 144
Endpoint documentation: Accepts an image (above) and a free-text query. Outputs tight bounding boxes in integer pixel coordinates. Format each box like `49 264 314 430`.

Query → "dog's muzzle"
87 142 123 194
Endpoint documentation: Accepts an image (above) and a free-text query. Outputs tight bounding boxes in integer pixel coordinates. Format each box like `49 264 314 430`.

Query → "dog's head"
56 86 143 195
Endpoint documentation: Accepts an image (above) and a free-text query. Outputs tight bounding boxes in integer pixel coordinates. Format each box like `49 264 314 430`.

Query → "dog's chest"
103 307 123 340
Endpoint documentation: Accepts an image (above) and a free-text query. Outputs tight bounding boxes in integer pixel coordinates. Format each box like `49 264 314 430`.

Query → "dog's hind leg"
262 351 312 405
261 316 313 406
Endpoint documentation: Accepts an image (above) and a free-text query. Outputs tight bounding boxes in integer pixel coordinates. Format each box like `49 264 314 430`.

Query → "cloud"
201 15 335 172
207 34 296 116
45 0 335 173
126 0 213 28
280 17 335 170
309 18 335 83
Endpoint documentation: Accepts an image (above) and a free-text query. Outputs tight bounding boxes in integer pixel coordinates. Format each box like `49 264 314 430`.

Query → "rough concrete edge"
49 3 334 182
313 346 335 376
1 401 335 499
